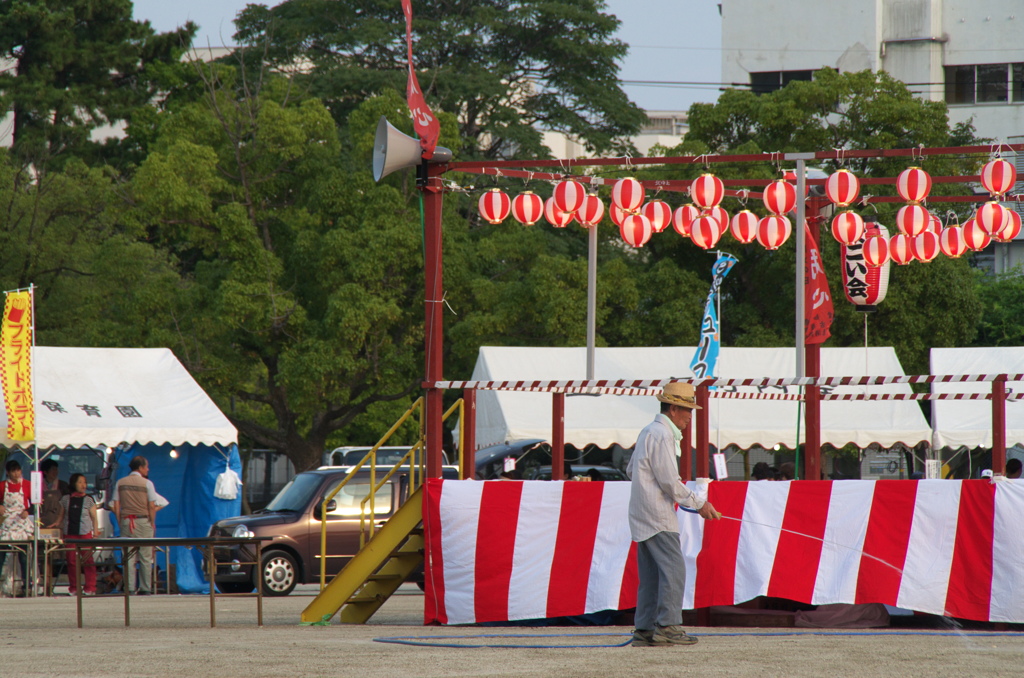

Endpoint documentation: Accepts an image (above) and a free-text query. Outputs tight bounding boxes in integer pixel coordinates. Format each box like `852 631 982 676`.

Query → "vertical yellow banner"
1 291 34 440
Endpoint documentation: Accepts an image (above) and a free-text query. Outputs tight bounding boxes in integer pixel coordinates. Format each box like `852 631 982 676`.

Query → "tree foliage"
0 0 196 165
232 0 645 158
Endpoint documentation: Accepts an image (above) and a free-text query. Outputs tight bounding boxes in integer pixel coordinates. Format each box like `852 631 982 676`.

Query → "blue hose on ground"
372 630 1019 649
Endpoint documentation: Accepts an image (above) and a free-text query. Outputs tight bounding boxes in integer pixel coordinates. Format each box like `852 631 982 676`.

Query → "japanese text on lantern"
1 291 34 441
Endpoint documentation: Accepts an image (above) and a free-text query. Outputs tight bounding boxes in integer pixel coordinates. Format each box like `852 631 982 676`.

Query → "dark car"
522 465 628 481
208 467 457 596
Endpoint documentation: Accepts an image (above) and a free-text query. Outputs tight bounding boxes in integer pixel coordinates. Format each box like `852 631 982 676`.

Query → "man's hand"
697 501 721 521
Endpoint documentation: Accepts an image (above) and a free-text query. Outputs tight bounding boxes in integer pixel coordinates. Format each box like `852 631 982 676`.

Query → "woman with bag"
57 473 98 596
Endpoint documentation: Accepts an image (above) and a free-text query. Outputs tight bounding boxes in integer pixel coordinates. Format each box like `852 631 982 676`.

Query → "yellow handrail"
317 396 464 591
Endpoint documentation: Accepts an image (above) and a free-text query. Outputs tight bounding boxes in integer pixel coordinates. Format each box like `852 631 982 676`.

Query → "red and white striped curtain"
423 478 1024 626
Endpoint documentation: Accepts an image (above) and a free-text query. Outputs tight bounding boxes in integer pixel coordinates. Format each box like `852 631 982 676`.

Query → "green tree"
0 150 186 348
0 0 196 165
232 0 645 159
126 65 469 471
973 267 1024 347
637 69 986 372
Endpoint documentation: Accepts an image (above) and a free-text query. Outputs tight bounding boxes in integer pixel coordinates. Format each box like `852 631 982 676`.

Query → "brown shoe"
631 629 656 647
651 625 698 646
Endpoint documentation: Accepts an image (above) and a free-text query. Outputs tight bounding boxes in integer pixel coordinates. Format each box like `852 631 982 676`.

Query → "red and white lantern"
610 204 629 227
577 193 605 228
763 180 797 215
672 204 700 237
939 227 968 258
611 177 645 211
511 191 544 226
911 230 940 262
690 215 724 249
995 209 1022 242
544 197 574 228
896 167 932 203
831 211 865 246
641 200 673 233
620 213 653 248
895 204 930 237
690 173 725 209
927 213 942 233
976 201 1012 235
889 233 914 265
841 223 890 308
863 234 890 268
704 205 729 232
825 169 860 207
756 214 792 250
980 158 1017 197
729 210 759 244
478 188 511 224
963 217 992 251
553 179 586 214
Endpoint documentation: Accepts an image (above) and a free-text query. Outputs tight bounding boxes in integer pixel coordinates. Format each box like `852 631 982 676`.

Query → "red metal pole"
993 375 1007 473
422 166 446 479
803 202 826 481
551 392 565 480
696 383 710 478
679 419 693 481
462 388 476 479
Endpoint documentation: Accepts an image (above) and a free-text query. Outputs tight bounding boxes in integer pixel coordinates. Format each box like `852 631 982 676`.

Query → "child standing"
57 474 98 595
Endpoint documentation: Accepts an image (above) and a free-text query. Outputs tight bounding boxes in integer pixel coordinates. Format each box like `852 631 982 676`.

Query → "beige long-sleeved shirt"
626 414 705 542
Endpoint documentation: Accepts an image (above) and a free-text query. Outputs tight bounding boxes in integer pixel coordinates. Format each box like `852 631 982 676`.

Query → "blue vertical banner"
690 254 738 380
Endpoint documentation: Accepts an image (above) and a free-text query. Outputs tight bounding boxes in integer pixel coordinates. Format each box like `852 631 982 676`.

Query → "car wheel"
218 582 255 594
260 550 298 596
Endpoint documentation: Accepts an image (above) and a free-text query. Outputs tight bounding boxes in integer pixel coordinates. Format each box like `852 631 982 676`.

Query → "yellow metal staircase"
300 396 463 625
300 486 425 624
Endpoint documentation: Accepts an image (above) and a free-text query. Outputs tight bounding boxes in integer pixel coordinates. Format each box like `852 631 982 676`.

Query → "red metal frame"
418 145 1024 478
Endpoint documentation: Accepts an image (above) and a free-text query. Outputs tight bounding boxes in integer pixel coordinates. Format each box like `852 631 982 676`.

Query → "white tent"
0 347 236 449
931 347 1024 449
469 346 930 450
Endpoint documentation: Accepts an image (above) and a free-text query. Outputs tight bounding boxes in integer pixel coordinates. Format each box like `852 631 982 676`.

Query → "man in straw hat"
627 381 720 647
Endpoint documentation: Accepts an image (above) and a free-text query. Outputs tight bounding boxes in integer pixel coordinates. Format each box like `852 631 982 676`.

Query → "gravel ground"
1 585 1021 677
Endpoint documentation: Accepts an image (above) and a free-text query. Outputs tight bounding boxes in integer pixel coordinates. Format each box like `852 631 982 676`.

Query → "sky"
131 0 724 113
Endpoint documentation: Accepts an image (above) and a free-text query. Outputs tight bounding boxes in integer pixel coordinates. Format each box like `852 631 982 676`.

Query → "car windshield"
343 448 411 467
264 473 322 512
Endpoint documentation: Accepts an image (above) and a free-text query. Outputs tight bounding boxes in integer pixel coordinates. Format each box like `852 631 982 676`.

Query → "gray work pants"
119 517 155 593
635 531 686 630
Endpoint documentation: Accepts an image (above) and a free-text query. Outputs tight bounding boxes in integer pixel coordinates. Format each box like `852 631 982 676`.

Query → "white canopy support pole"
586 223 598 380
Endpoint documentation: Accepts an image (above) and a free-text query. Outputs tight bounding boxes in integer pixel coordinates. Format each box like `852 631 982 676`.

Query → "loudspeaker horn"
373 116 453 182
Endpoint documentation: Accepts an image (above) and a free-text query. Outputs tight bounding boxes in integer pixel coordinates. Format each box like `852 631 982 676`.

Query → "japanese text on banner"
401 0 439 159
1 291 34 440
691 254 738 380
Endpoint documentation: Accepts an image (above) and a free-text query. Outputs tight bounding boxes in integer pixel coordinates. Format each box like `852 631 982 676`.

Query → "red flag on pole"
401 0 440 160
804 222 833 344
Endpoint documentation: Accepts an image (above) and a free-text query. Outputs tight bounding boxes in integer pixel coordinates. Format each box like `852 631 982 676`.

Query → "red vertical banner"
1 290 34 440
400 0 439 159
805 223 833 344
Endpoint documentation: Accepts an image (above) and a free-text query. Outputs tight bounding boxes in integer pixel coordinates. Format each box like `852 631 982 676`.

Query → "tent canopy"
0 347 236 449
931 347 1024 449
470 346 930 450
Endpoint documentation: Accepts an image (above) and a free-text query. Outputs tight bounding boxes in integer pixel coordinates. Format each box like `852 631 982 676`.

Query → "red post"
696 383 710 478
422 167 446 479
551 392 565 480
803 205 825 481
679 419 693 481
462 388 476 479
993 375 1007 473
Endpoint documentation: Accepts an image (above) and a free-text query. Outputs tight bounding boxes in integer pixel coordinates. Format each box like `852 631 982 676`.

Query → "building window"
749 70 814 95
945 63 1024 104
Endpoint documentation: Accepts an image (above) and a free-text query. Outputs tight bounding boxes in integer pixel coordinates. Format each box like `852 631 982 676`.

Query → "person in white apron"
0 460 35 596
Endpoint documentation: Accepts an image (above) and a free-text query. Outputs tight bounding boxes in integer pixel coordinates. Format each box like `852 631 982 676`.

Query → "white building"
722 0 1024 273
542 110 689 159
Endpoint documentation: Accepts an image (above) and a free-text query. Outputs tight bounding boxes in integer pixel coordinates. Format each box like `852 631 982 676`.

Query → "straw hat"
656 382 701 410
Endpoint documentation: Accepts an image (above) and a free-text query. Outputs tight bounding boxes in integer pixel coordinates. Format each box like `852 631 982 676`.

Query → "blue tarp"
112 442 242 593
